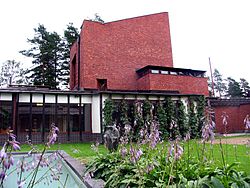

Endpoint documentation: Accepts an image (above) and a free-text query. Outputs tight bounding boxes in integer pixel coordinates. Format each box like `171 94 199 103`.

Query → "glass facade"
0 92 93 143
0 101 12 134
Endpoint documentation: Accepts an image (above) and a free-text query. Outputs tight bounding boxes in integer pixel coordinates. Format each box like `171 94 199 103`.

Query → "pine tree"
60 23 79 89
0 60 27 87
20 24 64 89
240 78 250 97
226 77 243 98
213 69 227 97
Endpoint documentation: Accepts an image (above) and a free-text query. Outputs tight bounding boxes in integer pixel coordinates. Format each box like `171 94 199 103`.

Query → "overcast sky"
1 0 250 82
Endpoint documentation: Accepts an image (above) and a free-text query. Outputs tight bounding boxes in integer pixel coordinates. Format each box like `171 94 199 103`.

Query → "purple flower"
47 124 59 147
174 144 183 160
149 121 160 148
130 147 143 163
3 159 10 169
17 180 25 188
124 124 131 135
9 133 17 141
145 164 154 173
0 147 7 159
184 132 191 141
120 147 127 158
9 155 14 166
0 171 6 181
11 141 21 151
136 149 143 159
167 141 184 161
201 122 215 143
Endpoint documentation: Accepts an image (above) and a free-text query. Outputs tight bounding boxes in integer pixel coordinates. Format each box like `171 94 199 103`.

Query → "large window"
44 103 56 132
69 104 80 132
0 101 12 134
18 103 30 133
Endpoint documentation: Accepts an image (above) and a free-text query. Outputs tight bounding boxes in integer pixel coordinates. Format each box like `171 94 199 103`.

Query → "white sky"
1 0 250 82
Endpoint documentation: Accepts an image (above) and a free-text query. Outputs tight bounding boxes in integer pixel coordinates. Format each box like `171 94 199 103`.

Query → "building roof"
136 65 206 76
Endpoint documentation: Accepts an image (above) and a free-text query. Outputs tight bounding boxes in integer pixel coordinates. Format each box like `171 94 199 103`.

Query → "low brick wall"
210 98 250 133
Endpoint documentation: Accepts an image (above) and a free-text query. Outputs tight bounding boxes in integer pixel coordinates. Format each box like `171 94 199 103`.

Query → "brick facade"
137 74 209 95
210 98 250 133
70 12 209 96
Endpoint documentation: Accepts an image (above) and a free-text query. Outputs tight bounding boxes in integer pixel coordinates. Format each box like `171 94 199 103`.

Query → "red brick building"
210 98 250 133
70 12 209 96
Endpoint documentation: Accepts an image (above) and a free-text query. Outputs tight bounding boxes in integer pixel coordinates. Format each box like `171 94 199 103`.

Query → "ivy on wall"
164 97 175 138
156 101 168 138
102 96 205 140
103 98 114 127
196 96 206 136
177 100 187 139
188 97 198 138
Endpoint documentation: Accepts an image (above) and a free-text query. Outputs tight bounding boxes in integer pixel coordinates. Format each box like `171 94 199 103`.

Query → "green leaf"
211 177 224 188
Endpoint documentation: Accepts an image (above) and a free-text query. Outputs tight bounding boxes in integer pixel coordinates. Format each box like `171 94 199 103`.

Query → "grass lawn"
18 137 250 175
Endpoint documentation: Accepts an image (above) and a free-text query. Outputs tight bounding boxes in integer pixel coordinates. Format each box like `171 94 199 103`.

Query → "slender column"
55 94 58 126
42 94 45 142
29 93 32 140
100 94 103 134
11 94 17 135
79 95 82 141
67 95 70 141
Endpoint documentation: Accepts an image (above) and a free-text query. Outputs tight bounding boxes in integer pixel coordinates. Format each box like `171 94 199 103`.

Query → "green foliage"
240 78 250 97
188 97 198 138
142 100 153 122
103 98 114 127
133 101 144 140
156 101 168 138
20 23 79 89
0 60 27 86
119 100 130 126
102 97 204 140
60 23 79 88
226 77 243 98
0 108 10 130
85 140 250 188
196 96 206 136
176 100 187 139
213 69 227 98
164 97 175 138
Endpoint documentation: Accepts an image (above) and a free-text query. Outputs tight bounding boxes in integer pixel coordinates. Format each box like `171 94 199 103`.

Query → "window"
161 70 169 74
97 79 107 91
71 56 76 87
151 70 159 74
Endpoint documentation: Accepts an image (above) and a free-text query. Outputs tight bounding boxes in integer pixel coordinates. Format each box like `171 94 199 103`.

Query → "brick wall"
137 73 209 95
70 12 173 90
211 99 250 133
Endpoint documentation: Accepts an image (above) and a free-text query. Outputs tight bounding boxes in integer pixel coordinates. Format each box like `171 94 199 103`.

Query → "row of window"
150 69 205 78
0 100 91 136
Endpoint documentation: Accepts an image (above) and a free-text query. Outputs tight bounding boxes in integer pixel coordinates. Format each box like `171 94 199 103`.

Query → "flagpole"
209 57 215 97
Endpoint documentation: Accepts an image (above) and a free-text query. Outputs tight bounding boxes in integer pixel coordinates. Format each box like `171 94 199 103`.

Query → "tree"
213 69 227 98
59 23 79 89
240 78 250 97
20 24 64 89
89 13 105 23
226 77 242 98
0 60 27 87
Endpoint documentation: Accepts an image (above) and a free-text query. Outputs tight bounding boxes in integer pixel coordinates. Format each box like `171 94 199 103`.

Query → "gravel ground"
213 136 250 145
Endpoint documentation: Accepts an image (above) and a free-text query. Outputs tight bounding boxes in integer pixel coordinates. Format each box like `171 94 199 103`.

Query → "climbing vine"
133 100 144 140
156 101 168 138
196 96 206 136
177 100 187 139
103 98 114 127
142 100 153 123
188 97 197 138
102 96 206 140
164 97 175 139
